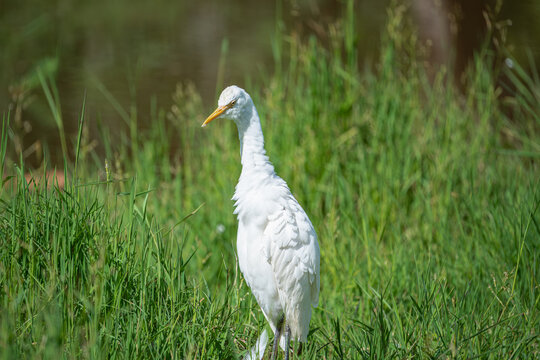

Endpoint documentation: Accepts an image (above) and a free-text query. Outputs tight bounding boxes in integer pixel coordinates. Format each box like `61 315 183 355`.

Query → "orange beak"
202 105 229 127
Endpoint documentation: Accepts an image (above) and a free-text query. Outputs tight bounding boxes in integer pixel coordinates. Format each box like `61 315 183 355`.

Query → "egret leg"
284 324 291 360
271 316 284 360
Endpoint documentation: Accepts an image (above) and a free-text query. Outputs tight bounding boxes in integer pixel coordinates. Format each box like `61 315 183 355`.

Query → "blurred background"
1 0 539 167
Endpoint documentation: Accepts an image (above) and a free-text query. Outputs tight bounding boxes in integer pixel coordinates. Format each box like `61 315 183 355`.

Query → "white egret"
202 86 320 360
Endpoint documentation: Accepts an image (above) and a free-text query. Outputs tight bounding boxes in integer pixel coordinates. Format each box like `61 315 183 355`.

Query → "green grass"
1 2 539 359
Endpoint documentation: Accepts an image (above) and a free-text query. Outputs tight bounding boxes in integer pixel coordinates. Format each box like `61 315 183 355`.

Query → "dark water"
0 0 538 166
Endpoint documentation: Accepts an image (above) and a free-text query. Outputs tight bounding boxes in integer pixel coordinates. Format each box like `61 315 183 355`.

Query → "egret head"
202 85 253 127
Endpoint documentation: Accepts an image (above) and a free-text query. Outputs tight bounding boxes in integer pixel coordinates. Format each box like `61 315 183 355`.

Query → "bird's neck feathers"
235 107 274 175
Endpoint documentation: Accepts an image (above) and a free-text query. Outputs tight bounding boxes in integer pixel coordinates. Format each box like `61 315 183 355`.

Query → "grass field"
1 3 539 359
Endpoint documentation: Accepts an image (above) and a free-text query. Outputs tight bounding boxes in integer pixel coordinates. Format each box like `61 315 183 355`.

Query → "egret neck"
235 107 274 173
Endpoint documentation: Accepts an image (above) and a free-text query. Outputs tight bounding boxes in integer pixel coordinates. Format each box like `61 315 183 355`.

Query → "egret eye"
229 99 237 107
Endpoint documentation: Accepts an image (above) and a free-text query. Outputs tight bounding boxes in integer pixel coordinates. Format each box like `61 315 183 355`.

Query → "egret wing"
262 194 320 340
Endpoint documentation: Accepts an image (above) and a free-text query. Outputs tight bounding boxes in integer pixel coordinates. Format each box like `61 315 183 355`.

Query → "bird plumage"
203 85 320 359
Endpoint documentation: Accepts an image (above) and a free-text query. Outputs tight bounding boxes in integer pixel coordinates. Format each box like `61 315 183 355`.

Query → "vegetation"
1 2 539 359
